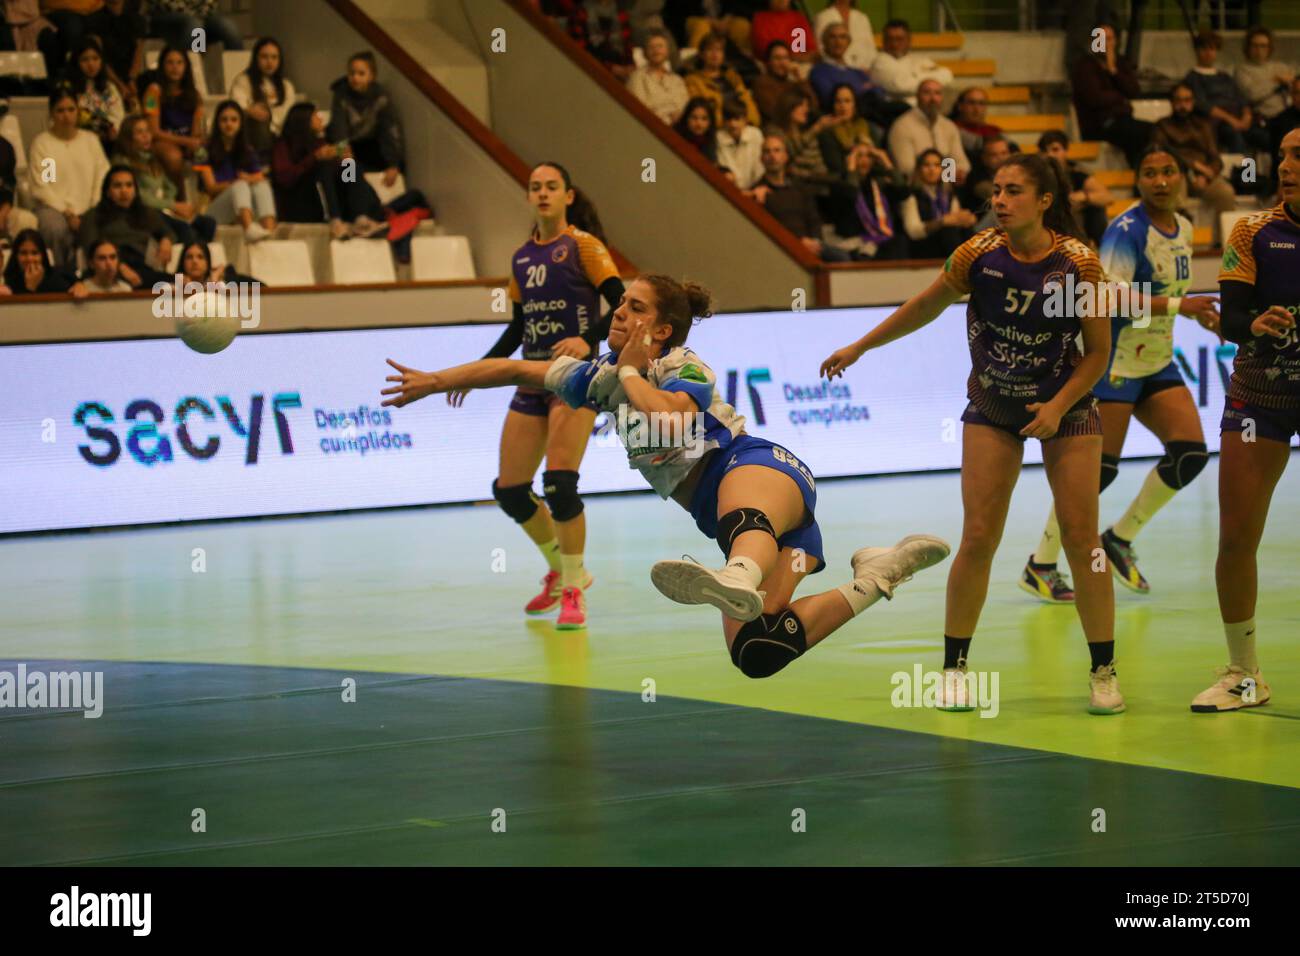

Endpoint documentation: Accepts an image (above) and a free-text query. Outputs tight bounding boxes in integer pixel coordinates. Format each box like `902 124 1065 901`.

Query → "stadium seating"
330 238 397 284
411 236 475 281
247 239 315 286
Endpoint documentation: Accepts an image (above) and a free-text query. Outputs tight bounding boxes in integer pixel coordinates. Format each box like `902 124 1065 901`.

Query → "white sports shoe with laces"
1191 666 1270 713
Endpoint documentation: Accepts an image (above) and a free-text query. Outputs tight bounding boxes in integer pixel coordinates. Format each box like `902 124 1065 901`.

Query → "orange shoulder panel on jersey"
942 227 1003 295
572 228 621 288
1059 235 1104 288
1218 207 1276 285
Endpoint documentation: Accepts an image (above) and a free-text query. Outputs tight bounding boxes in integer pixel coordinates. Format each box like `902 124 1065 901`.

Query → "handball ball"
176 291 240 354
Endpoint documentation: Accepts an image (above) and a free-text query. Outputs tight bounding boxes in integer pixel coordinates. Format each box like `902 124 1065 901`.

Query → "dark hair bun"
684 281 713 320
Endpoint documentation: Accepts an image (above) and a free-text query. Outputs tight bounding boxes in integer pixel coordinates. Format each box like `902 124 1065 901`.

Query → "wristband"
1167 296 1182 317
617 365 639 382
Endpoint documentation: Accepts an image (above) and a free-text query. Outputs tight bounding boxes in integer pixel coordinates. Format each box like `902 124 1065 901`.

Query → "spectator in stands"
1267 76 1300 196
0 185 39 242
666 0 754 57
29 86 109 268
78 163 173 284
629 0 670 49
673 96 719 164
870 19 953 107
1070 21 1153 170
1153 82 1238 229
752 40 815 126
113 113 213 245
41 0 99 60
82 236 133 291
810 21 902 129
1235 27 1293 129
811 0 874 72
85 0 145 96
898 146 975 259
140 45 204 183
765 87 835 182
1 2 60 79
0 227 87 295
625 28 688 124
196 100 277 242
1038 130 1110 246
177 237 254 286
749 133 848 261
751 0 814 64
715 98 763 189
685 33 759 126
887 77 969 182
273 101 349 239
566 0 635 80
961 134 1010 211
146 0 243 52
950 87 1003 163
327 51 403 238
818 82 874 179
64 36 125 153
833 140 908 259
1185 29 1264 154
0 119 17 190
229 37 295 165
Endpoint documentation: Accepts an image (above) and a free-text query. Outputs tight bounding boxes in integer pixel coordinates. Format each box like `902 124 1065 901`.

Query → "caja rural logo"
74 396 417 466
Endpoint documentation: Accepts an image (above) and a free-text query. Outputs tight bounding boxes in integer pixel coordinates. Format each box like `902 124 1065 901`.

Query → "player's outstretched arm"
380 357 552 408
820 274 962 379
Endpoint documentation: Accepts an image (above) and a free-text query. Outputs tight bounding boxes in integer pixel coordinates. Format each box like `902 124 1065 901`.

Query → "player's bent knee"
542 469 584 522
492 479 540 524
1100 453 1121 492
731 609 807 678
715 507 777 557
1157 441 1208 489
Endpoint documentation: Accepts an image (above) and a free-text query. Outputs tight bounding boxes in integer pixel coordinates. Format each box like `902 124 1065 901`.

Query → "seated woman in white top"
28 88 111 269
897 147 976 260
229 37 297 164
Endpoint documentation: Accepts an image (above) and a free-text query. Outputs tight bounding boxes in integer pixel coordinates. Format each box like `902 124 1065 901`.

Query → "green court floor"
1 456 1297 864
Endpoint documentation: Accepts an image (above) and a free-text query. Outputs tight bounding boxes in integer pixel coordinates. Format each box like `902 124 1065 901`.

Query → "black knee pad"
492 479 539 524
731 609 807 679
1100 453 1121 493
542 469 584 522
1156 441 1208 489
715 507 777 558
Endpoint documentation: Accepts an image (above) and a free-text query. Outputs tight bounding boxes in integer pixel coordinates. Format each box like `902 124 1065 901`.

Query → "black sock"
1029 558 1056 570
1088 641 1116 671
943 635 972 670
1106 528 1131 547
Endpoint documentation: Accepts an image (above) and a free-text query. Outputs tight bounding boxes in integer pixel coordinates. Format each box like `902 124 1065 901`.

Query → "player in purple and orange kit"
1192 127 1300 712
822 154 1124 715
452 161 624 630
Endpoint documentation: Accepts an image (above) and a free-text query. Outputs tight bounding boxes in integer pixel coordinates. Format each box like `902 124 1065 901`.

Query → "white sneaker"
1191 666 1270 713
351 215 388 238
650 557 765 622
938 666 976 712
849 534 951 600
244 222 271 243
1088 663 1126 715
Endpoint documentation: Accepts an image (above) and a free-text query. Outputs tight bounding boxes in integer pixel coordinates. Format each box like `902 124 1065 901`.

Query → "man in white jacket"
871 19 954 108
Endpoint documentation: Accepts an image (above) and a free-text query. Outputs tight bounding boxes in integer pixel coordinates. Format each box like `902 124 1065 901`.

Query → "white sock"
1112 466 1178 542
560 552 585 589
1224 618 1259 672
1033 507 1062 565
723 555 763 590
538 538 562 573
836 578 884 616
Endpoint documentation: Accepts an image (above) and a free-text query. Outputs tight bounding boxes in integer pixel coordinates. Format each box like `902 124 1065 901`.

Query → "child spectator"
1185 29 1265 154
326 51 402 238
898 146 975 259
28 86 110 268
273 101 350 239
673 96 720 164
752 40 816 126
82 236 134 291
177 237 257 286
685 33 759 127
229 37 296 164
78 163 174 284
0 227 87 296
715 99 763 189
625 28 687 124
1038 130 1110 247
195 99 277 242
112 113 214 246
64 36 126 154
751 0 815 63
870 19 953 107
140 45 204 182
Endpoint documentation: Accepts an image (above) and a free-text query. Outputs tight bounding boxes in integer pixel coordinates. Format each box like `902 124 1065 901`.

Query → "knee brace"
542 469 584 522
731 609 807 679
714 507 777 558
492 479 539 524
1156 440 1208 489
1100 453 1121 493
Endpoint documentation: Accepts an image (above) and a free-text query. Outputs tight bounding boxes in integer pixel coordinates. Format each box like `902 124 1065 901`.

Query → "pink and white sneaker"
523 569 594 615
555 587 587 631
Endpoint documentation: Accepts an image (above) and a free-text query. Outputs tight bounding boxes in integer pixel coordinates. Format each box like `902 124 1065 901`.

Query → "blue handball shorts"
1092 359 1186 404
688 435 825 574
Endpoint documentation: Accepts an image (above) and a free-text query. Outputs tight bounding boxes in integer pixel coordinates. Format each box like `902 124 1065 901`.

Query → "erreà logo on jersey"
74 393 302 466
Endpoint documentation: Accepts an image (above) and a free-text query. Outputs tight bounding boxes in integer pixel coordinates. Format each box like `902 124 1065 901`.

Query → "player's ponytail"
639 274 713 347
1001 153 1086 242
568 187 607 243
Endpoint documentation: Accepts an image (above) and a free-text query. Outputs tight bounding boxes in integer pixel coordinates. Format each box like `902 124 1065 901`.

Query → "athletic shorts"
1092 360 1185 404
1220 396 1300 442
689 435 825 574
509 387 562 417
960 396 1102 442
